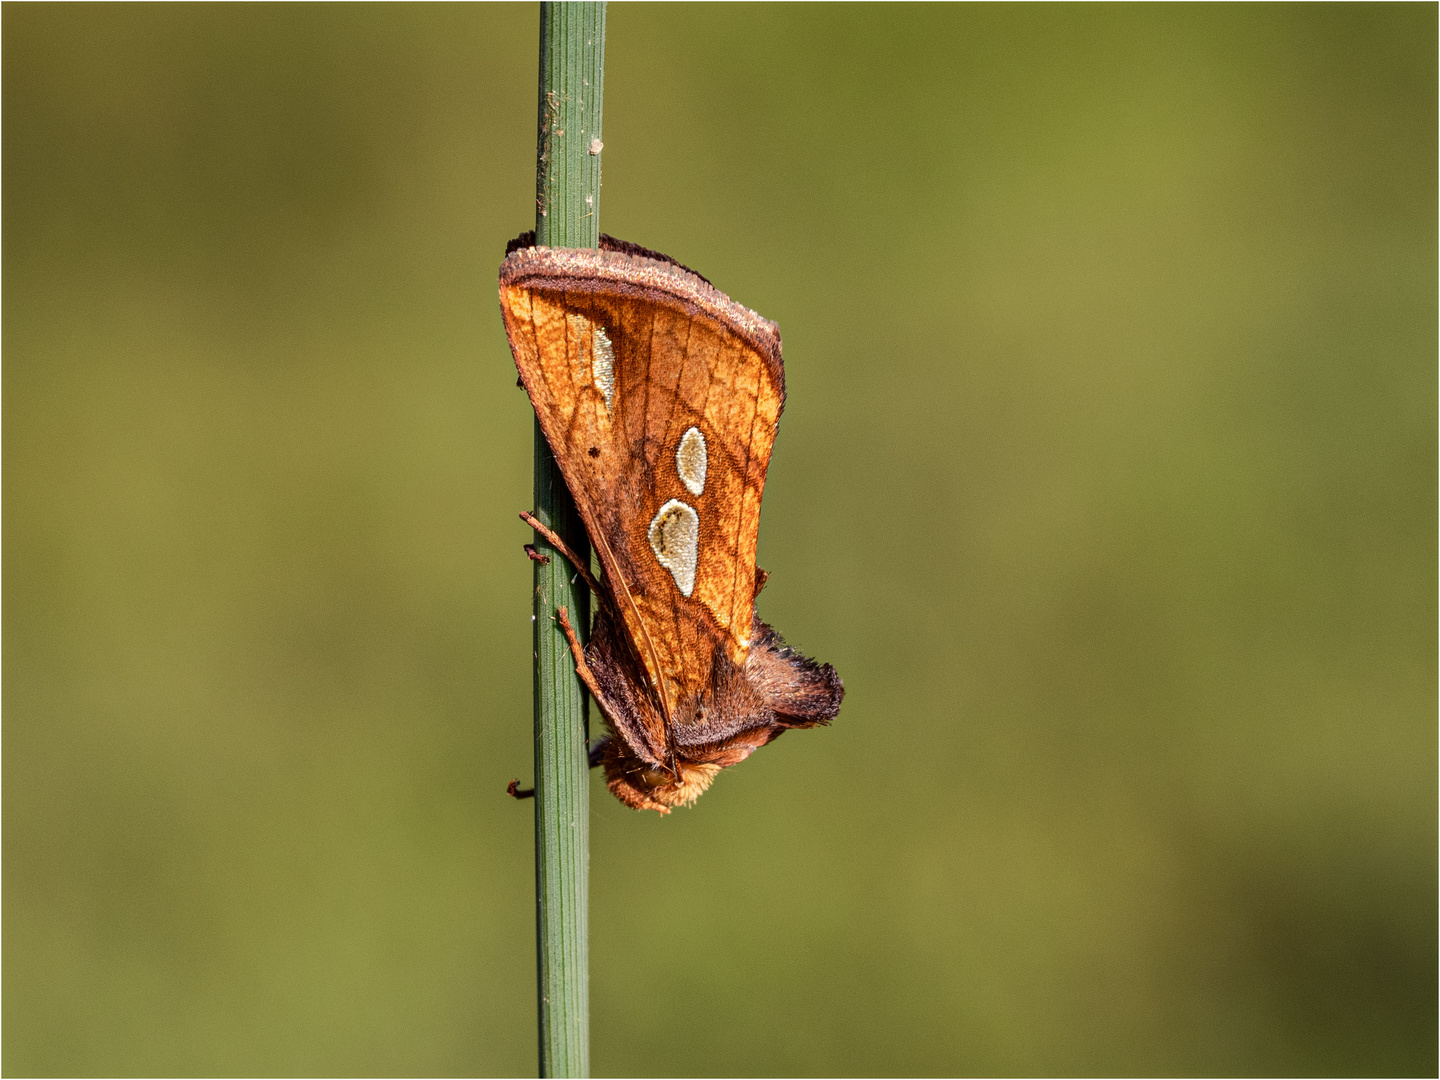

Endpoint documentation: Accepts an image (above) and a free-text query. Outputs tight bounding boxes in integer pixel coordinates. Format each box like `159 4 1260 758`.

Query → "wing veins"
728 364 763 645
665 318 695 707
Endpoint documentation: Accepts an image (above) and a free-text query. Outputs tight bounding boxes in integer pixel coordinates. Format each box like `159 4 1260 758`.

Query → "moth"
499 233 844 813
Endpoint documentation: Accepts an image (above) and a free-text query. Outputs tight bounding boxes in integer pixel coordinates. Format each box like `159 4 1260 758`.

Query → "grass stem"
529 2 604 1076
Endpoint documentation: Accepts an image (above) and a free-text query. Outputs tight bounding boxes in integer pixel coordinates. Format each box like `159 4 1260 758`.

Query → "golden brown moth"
500 233 843 813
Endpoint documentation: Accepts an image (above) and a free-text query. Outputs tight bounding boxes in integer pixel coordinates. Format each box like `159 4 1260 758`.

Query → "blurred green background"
5 4 1435 1076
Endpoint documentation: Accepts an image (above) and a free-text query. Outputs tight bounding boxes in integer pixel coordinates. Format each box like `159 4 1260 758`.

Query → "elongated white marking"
676 426 707 496
648 498 699 597
592 326 615 409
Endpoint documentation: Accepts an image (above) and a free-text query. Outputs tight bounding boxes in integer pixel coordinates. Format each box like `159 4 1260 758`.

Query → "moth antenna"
519 510 603 600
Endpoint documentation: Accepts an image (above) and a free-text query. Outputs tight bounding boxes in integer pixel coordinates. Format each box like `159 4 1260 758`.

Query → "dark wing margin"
508 230 714 286
499 236 785 409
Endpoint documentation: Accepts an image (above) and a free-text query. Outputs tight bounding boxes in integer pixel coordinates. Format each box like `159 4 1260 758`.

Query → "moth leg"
554 601 680 787
555 607 651 773
555 605 618 713
519 511 605 602
507 779 534 800
587 734 610 769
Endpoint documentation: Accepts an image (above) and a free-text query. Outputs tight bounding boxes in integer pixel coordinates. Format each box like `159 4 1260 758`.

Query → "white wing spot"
648 498 699 597
592 326 615 409
676 426 707 496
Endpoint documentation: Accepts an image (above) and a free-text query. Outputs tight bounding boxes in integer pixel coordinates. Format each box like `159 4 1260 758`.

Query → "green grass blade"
529 2 604 1076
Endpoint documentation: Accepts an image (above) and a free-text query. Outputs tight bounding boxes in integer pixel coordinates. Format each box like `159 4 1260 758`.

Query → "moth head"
602 749 721 814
